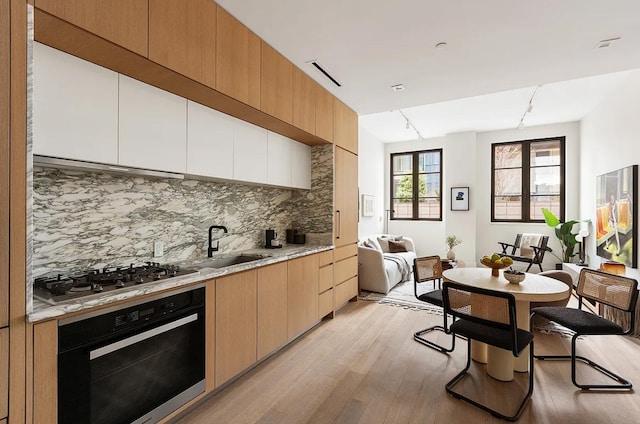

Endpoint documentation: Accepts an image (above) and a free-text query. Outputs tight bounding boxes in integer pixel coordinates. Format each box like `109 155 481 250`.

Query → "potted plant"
541 208 587 264
445 235 462 261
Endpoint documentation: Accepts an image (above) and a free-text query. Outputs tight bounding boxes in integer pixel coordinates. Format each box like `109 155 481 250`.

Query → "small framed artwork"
362 194 375 217
451 187 470 211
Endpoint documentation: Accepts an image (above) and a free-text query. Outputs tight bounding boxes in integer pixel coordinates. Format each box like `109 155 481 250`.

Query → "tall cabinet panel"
216 6 261 109
261 42 292 124
334 98 358 154
149 0 217 89
0 0 8 330
35 0 148 56
33 43 119 164
334 146 359 246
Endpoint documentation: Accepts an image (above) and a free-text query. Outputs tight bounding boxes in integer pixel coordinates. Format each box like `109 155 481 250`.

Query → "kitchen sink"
203 254 269 269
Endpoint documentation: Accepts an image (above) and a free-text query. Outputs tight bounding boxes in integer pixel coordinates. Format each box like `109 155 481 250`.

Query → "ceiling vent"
307 60 342 87
596 37 621 49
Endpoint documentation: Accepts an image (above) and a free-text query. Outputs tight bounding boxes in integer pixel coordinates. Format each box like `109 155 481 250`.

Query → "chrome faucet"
208 225 228 257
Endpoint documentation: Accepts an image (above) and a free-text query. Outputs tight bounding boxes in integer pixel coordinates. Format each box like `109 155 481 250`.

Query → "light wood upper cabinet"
215 270 257 388
334 98 358 154
35 0 148 56
33 43 119 164
292 67 315 134
216 6 261 109
334 147 359 246
315 84 334 143
287 254 319 339
257 263 288 360
261 42 293 124
149 0 216 89
118 75 187 173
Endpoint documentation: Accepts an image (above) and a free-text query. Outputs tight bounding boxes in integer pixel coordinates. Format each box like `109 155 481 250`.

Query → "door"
334 146 358 246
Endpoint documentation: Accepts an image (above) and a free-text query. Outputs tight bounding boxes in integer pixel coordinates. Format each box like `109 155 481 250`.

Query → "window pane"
494 144 522 168
418 198 440 219
494 169 522 196
418 173 440 197
419 151 440 173
494 196 522 220
530 166 560 195
393 154 412 174
393 175 413 200
531 195 560 220
530 140 560 167
392 199 413 218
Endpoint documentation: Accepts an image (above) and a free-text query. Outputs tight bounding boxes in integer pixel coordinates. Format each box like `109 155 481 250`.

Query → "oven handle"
89 313 199 360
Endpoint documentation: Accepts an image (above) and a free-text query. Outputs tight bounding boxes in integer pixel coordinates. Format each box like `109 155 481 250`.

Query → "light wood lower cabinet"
257 262 288 360
335 276 358 307
32 320 57 424
287 254 319 338
205 280 216 392
318 250 334 319
334 244 358 310
215 270 257 388
0 327 8 421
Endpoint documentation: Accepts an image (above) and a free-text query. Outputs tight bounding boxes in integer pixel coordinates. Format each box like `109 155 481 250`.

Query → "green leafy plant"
541 208 580 263
445 235 462 249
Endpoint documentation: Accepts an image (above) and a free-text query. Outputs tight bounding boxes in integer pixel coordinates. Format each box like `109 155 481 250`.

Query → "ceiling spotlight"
405 120 410 130
391 83 405 92
435 42 448 49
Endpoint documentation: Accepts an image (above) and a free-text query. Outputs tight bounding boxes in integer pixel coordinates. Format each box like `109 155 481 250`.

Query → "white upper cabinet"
118 75 187 173
291 141 311 189
267 131 292 187
187 101 234 179
233 120 268 184
33 42 119 164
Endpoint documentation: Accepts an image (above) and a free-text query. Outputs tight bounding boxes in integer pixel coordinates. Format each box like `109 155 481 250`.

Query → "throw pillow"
388 240 408 253
377 237 390 253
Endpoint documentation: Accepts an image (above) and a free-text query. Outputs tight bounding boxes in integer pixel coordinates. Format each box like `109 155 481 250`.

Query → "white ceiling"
215 0 640 142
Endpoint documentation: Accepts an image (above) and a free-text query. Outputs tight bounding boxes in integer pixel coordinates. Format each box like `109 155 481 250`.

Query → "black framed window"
390 149 442 220
491 137 565 222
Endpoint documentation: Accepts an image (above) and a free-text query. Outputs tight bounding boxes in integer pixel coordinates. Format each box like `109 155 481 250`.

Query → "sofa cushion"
388 240 408 253
377 237 390 252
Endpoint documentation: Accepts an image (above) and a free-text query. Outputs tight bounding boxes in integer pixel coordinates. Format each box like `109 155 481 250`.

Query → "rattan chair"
412 256 457 353
443 282 534 421
531 268 638 390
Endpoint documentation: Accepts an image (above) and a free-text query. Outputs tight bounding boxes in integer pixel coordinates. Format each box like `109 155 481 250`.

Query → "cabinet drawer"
318 265 333 293
334 243 357 262
318 289 333 319
334 256 357 284
318 250 333 267
335 277 357 308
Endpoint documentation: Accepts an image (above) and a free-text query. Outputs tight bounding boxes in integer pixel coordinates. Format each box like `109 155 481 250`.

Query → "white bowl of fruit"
480 254 514 276
503 268 526 284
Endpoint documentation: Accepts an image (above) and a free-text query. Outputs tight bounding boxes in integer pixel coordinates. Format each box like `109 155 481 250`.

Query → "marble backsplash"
33 144 334 276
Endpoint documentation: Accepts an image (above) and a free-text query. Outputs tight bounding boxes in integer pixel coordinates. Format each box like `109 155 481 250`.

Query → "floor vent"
308 60 342 87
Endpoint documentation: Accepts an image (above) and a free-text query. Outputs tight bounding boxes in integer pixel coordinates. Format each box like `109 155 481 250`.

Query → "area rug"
359 279 576 337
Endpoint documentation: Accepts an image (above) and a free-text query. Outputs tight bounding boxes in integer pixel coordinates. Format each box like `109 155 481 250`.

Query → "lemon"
502 257 513 265
491 253 500 262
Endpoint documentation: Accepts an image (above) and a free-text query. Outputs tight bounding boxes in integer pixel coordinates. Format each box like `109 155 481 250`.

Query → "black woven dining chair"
412 256 457 353
531 268 638 390
443 281 534 421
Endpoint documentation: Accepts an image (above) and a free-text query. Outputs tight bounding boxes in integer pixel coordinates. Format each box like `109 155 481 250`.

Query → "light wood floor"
175 300 640 424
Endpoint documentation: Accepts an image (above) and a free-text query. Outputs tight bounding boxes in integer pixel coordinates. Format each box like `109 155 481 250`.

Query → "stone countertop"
29 244 333 322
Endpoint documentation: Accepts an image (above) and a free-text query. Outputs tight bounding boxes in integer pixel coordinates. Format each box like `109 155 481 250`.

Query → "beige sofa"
358 235 417 294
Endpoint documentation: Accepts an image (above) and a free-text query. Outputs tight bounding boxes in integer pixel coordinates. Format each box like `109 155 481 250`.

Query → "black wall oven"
58 285 205 424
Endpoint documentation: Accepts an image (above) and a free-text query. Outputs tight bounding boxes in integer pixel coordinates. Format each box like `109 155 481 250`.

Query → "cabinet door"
0 0 7 329
334 98 358 154
261 42 292 124
233 120 268 184
314 83 334 143
215 270 257 387
334 147 359 246
216 6 261 109
205 281 215 392
187 101 234 179
36 0 148 56
290 140 311 190
149 0 217 89
0 327 7 420
32 321 57 424
257 263 288 360
118 75 187 173
33 43 119 164
292 67 315 134
287 254 319 338
267 131 292 187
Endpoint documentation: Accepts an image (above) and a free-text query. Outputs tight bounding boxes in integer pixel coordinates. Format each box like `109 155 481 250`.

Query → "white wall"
358 127 385 237
580 70 640 280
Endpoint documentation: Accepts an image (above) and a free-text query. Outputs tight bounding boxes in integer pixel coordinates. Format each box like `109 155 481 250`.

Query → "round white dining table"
442 267 571 381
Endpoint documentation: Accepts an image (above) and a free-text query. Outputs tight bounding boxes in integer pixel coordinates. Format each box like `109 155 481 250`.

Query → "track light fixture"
517 85 540 129
398 110 424 140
